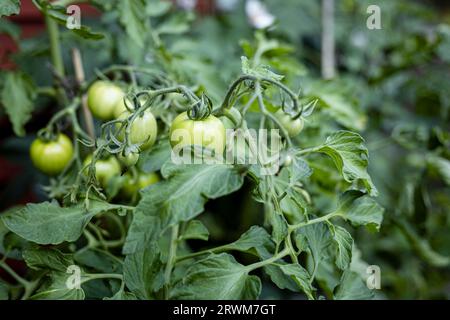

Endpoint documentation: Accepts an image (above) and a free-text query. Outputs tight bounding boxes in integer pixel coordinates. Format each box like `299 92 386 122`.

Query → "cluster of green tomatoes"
30 80 305 197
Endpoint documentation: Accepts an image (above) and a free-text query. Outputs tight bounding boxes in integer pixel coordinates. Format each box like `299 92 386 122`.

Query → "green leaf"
23 247 73 272
125 163 244 253
241 56 284 81
318 131 377 196
397 219 450 267
427 155 450 186
141 140 171 173
118 0 148 47
30 272 85 300
263 264 298 292
171 253 261 300
315 92 366 131
157 12 194 35
74 248 123 274
277 263 314 299
1 72 36 137
0 0 20 18
296 223 332 272
145 0 172 17
224 226 274 258
32 0 103 40
334 191 384 231
123 244 163 299
331 225 353 270
179 220 209 241
334 270 374 300
1 200 115 245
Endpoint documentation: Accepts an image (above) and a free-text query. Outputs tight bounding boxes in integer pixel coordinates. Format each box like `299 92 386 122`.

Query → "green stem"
288 212 338 232
164 224 179 300
45 16 65 77
176 243 232 263
296 146 322 156
246 248 290 272
0 261 30 288
45 14 68 107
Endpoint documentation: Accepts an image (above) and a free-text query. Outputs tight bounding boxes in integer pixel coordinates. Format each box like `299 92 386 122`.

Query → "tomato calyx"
187 94 213 121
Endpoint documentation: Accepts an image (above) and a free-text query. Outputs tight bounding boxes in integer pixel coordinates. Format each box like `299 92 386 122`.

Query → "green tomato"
87 81 124 120
83 155 121 187
117 152 139 167
122 172 160 198
170 112 226 155
274 109 304 137
30 133 73 175
117 109 158 150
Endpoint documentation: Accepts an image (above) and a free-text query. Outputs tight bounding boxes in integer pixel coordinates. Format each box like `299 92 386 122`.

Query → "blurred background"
1 0 450 299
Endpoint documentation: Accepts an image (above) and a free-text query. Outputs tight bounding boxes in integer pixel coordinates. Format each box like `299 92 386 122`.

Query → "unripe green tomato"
117 152 139 167
83 155 121 187
170 112 226 155
122 172 160 198
117 110 158 151
274 109 304 137
87 81 124 120
30 133 73 175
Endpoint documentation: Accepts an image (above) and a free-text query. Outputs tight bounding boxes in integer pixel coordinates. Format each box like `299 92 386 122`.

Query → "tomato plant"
0 0 448 303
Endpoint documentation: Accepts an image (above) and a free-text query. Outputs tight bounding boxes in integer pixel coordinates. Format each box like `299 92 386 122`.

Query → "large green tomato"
117 109 158 150
30 133 73 175
122 172 160 198
87 81 124 120
83 155 121 187
274 109 304 137
169 112 226 156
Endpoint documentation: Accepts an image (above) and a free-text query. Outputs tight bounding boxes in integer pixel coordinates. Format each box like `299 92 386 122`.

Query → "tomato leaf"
1 71 37 137
123 244 164 299
0 0 20 18
334 270 374 300
179 220 209 241
318 131 378 196
334 191 384 231
295 223 332 273
30 272 85 300
32 0 104 40
170 253 261 299
1 201 115 245
117 0 148 47
124 163 244 253
331 225 353 270
74 248 123 274
23 247 74 272
223 226 274 258
276 263 314 299
140 139 171 173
